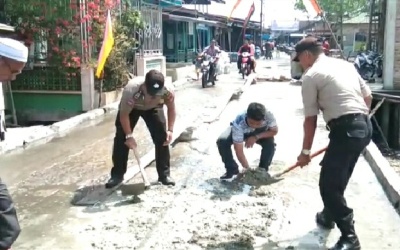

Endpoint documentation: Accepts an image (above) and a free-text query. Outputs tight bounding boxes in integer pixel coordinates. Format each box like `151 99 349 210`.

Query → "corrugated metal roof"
343 13 370 24
182 0 262 23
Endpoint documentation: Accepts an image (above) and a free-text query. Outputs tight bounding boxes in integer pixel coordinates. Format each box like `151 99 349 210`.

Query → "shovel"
132 147 151 189
237 97 386 183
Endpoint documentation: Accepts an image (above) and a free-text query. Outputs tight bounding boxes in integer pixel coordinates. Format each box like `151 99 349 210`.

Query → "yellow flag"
227 0 243 21
95 10 114 78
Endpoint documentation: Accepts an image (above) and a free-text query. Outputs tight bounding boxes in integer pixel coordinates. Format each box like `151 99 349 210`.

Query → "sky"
182 0 311 27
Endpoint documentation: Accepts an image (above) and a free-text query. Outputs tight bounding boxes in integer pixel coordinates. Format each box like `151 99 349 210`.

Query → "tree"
5 0 144 91
294 0 370 21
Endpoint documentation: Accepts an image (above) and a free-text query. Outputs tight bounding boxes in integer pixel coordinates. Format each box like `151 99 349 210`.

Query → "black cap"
145 69 164 96
292 36 322 62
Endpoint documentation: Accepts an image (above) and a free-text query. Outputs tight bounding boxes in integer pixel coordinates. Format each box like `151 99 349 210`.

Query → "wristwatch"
126 134 134 140
301 149 311 155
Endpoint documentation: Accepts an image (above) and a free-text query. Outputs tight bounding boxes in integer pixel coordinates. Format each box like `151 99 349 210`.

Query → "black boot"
329 214 361 250
105 177 123 189
316 208 335 229
158 176 175 186
220 168 239 181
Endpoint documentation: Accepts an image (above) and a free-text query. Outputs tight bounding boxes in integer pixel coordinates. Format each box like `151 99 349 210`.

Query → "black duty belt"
327 113 367 131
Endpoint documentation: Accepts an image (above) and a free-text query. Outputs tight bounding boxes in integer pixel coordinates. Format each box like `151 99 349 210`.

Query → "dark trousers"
319 114 372 222
0 178 21 250
111 108 170 179
216 126 276 173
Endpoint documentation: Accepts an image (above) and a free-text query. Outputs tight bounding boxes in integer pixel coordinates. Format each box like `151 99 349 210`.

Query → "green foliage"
294 0 370 21
5 0 145 91
101 4 145 91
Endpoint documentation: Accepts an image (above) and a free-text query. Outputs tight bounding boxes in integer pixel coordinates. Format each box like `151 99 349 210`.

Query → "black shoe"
105 177 123 189
316 210 335 229
258 167 271 178
329 235 361 250
329 214 361 250
158 176 175 186
220 169 239 181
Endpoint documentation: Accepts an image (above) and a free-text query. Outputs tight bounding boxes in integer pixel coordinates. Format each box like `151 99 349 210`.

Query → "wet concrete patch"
240 169 276 186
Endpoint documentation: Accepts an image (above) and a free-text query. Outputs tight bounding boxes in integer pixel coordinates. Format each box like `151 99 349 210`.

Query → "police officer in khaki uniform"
293 37 372 250
105 70 176 188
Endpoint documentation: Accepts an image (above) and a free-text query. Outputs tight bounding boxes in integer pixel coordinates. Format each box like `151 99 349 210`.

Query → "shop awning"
163 14 227 28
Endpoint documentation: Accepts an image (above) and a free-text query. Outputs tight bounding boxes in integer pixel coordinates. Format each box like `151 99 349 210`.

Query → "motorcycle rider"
237 39 255 73
322 38 330 56
249 40 257 73
202 39 221 81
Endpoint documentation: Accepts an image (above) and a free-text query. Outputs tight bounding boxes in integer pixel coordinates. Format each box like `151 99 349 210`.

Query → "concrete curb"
0 77 191 155
364 142 400 213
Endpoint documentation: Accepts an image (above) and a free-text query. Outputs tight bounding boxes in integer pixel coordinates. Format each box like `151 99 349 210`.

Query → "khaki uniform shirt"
301 55 371 123
119 79 174 115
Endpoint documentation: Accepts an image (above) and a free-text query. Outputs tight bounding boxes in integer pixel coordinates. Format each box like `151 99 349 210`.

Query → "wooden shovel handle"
274 146 328 178
274 98 386 179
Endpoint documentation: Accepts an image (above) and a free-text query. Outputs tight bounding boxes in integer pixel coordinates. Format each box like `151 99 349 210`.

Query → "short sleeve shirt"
301 55 371 122
203 46 221 57
119 79 175 115
231 110 277 144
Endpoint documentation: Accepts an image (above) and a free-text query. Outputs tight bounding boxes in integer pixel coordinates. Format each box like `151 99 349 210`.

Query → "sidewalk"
0 76 199 155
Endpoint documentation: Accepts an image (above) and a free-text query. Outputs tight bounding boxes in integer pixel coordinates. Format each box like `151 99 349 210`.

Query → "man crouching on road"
106 70 176 188
0 38 29 250
216 102 278 180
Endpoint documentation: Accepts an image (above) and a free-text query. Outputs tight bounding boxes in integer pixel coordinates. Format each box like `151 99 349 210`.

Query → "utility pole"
367 0 376 51
339 0 343 49
260 0 263 47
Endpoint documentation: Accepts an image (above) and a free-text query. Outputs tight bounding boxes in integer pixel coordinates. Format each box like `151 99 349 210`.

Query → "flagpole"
259 0 263 47
321 14 345 59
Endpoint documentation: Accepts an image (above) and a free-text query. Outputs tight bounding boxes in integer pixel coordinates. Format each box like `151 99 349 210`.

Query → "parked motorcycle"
354 51 382 80
255 46 261 59
240 52 252 79
374 55 383 78
201 55 217 88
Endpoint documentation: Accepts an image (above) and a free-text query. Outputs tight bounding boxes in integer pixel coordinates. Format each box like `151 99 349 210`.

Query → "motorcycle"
265 50 273 60
374 55 383 78
255 46 261 59
201 55 217 88
354 51 382 80
240 52 252 79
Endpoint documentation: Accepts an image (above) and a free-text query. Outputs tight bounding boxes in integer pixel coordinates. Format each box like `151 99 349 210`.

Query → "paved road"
0 73 245 249
3 59 400 250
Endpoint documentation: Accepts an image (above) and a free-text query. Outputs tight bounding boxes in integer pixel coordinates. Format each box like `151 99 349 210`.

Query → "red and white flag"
302 0 323 18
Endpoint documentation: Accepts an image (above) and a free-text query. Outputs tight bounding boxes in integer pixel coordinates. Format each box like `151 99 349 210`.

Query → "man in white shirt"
294 36 372 250
0 37 29 250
